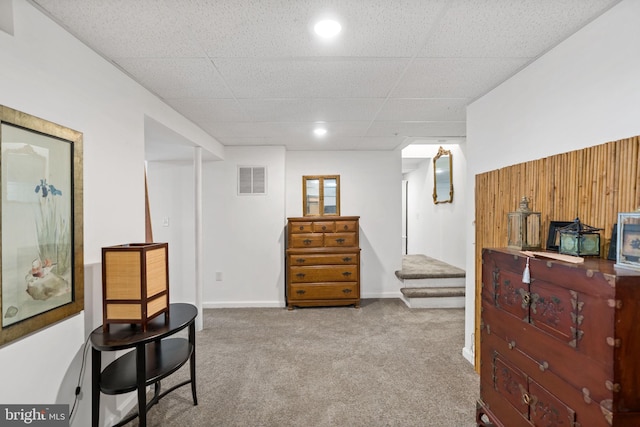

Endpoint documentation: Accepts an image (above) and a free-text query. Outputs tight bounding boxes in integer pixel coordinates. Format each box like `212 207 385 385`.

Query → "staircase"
395 255 466 309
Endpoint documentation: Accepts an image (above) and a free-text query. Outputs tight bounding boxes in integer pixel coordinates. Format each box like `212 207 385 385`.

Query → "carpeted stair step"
400 287 465 299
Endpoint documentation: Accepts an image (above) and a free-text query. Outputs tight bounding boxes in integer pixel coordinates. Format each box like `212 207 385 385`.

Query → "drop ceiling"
30 0 620 155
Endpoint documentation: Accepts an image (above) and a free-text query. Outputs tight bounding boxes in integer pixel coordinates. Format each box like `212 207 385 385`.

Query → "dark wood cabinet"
286 216 360 310
477 248 640 427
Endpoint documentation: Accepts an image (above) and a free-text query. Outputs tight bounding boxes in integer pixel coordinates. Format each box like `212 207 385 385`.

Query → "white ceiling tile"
34 0 204 58
173 0 448 58
377 99 468 121
391 58 532 99
238 98 385 122
421 0 620 58
214 58 409 98
114 58 233 99
367 121 466 138
166 99 250 123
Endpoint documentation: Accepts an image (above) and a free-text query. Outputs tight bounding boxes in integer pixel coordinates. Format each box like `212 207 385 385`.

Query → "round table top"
90 303 197 351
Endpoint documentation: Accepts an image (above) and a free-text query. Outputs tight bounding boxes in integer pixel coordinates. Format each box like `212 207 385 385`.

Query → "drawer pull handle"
508 341 516 350
343 225 349 230
296 258 306 263
522 393 531 405
342 271 352 277
522 293 531 306
343 257 352 262
336 238 345 244
539 361 549 372
342 289 352 294
299 226 304 230
322 226 327 230
303 239 312 245
296 290 306 295
296 273 306 278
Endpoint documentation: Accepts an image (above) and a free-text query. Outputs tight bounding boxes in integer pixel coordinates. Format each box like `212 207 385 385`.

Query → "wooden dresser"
477 248 640 427
286 216 360 310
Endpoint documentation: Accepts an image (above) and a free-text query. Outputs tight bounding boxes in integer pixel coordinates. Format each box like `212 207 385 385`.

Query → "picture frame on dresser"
615 212 640 270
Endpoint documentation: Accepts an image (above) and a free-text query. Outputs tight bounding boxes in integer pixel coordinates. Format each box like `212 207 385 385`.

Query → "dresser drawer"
334 220 357 232
313 221 335 233
290 265 358 283
289 233 324 248
324 232 357 247
289 253 358 266
289 222 313 233
289 283 358 300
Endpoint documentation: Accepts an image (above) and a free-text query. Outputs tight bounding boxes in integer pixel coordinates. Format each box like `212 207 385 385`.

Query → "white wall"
286 151 403 298
463 0 640 364
0 2 222 426
404 144 467 269
146 160 197 303
203 146 287 307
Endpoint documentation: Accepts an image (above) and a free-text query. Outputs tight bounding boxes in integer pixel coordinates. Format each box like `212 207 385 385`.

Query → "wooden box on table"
101 242 169 332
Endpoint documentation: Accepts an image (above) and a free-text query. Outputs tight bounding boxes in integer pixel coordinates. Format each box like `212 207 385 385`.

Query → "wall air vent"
238 166 267 195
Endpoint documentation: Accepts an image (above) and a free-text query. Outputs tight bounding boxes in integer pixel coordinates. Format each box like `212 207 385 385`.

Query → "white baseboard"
462 346 475 365
203 301 284 309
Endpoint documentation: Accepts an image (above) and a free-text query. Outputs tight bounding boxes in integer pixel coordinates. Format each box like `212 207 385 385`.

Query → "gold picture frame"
0 105 83 346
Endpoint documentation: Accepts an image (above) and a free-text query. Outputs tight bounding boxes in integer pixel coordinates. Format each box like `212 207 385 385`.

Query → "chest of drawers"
286 216 360 310
477 248 640 427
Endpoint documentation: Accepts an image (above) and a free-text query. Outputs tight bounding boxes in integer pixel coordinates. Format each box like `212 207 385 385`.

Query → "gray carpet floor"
128 299 479 427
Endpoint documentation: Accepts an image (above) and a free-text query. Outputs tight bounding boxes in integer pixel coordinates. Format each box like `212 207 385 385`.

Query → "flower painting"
1 122 73 328
0 106 83 346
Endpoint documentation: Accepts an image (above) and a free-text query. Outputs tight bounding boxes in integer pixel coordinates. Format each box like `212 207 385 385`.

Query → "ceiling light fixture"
314 19 341 38
313 128 327 137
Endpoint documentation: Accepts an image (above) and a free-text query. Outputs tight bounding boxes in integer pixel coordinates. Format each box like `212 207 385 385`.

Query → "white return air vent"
238 166 267 195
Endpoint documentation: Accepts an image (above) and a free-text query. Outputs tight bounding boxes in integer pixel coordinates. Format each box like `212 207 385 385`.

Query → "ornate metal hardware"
296 273 306 278
605 380 621 392
539 361 549 372
606 337 621 348
342 288 352 294
303 239 312 245
342 271 352 277
296 289 306 295
343 257 352 262
582 387 592 404
508 341 516 350
296 258 306 263
521 292 531 307
335 238 345 244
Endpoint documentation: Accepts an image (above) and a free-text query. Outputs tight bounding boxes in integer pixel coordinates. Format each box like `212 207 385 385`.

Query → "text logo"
0 405 68 427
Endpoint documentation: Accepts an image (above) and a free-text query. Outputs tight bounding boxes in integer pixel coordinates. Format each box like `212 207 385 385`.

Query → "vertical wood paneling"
474 136 640 370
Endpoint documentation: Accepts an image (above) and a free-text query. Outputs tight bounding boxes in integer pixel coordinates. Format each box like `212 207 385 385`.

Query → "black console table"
91 303 198 427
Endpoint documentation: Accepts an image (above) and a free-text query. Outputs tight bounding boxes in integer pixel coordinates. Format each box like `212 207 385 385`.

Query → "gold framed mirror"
303 175 340 216
433 146 453 204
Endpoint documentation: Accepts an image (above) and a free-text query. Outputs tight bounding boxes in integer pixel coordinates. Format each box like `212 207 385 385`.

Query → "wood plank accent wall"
474 136 640 369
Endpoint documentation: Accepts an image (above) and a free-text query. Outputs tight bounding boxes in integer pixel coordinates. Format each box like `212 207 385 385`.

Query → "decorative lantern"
507 196 541 250
558 218 601 257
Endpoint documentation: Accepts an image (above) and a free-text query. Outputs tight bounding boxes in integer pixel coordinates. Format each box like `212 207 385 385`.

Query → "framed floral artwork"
0 105 83 346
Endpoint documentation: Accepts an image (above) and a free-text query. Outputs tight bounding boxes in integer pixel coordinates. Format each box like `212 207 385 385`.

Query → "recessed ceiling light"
313 128 327 137
314 19 341 38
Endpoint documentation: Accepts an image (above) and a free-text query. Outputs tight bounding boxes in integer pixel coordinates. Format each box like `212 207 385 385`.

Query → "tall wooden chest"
477 248 640 426
286 216 360 310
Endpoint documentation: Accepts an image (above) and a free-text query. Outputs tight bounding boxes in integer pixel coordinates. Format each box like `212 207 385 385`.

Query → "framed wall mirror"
303 175 340 216
433 146 453 204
